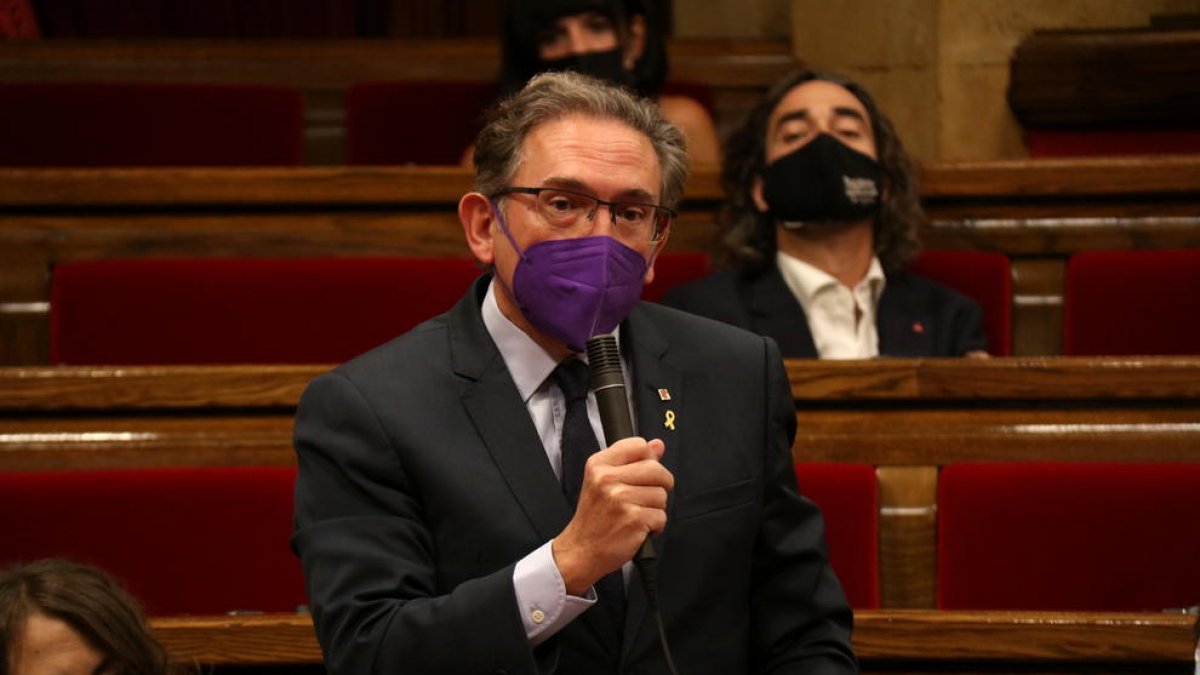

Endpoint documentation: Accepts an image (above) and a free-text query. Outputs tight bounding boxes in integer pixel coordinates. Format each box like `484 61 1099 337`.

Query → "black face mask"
759 133 884 226
537 48 636 91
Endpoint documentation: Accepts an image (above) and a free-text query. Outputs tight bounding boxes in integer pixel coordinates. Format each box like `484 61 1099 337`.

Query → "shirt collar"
776 250 887 311
480 279 620 402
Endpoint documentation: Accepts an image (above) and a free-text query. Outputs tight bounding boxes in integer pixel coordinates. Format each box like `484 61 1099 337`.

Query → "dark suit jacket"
292 275 857 675
662 265 987 358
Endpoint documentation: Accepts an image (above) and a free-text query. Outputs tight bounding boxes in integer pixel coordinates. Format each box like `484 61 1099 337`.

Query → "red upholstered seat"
50 257 482 365
794 463 880 609
907 250 1013 355
1028 130 1200 157
0 467 305 615
0 82 304 167
641 251 710 304
345 80 497 165
1064 249 1200 356
937 462 1200 611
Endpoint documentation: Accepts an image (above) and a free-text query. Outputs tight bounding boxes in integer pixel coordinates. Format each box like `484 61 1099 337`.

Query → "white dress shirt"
480 281 635 646
776 251 886 359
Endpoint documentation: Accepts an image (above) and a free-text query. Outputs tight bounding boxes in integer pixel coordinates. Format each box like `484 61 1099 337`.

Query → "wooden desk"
4 357 1198 608
149 610 1199 673
3 157 1199 364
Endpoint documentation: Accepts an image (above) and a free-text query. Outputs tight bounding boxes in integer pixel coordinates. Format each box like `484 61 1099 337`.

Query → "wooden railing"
2 157 1199 364
4 357 1198 609
149 609 1199 673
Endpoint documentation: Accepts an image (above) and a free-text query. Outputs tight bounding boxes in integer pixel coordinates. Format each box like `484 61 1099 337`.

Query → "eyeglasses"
494 186 675 243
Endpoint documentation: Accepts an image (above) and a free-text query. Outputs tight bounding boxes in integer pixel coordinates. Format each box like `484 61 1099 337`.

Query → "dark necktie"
552 358 626 655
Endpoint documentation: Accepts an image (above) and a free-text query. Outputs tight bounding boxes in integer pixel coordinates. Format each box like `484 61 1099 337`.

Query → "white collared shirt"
480 280 634 645
776 251 886 359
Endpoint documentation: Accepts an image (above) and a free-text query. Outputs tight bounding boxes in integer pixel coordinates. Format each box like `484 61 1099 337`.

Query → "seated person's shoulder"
661 266 742 307
889 268 980 310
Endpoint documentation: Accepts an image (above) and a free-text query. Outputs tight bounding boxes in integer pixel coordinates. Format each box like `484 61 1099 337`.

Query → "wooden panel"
0 365 322 410
0 417 295 472
1009 29 1200 127
3 358 1199 607
4 158 1199 364
147 610 1199 669
875 467 937 609
798 408 1200 465
853 610 1198 664
1011 258 1065 357
787 357 1200 400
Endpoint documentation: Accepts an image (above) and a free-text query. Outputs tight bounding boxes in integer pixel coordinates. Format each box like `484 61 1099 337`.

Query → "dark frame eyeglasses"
493 186 675 243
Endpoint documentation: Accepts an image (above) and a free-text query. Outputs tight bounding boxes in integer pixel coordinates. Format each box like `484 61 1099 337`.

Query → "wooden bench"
149 609 1199 673
2 157 1199 364
4 357 1198 608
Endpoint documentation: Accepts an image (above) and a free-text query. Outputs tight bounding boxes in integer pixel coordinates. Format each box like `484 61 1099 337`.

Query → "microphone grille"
586 335 622 376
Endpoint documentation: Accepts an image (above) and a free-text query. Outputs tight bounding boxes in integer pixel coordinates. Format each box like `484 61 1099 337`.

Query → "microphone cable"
587 335 680 675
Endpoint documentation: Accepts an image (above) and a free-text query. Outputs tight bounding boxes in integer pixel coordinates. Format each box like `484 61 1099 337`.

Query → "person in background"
496 0 721 165
664 69 988 359
0 559 179 675
293 71 855 674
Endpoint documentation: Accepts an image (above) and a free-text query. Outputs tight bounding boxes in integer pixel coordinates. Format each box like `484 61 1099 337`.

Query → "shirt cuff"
513 540 595 646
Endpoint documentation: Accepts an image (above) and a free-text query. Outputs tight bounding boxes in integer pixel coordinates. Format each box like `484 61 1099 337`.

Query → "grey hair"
473 70 690 210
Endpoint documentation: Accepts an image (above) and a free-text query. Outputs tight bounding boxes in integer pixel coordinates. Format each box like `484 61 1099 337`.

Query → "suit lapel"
746 266 819 358
451 276 572 543
620 305 684 661
877 273 932 356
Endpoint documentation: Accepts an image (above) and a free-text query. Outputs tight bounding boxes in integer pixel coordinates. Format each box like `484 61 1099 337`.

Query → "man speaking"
292 71 857 674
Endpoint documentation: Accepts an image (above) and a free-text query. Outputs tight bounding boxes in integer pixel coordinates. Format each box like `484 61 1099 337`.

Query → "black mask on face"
537 48 636 91
759 133 884 226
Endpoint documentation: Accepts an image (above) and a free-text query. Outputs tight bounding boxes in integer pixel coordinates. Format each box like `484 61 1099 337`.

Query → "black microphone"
587 333 678 675
586 334 654 564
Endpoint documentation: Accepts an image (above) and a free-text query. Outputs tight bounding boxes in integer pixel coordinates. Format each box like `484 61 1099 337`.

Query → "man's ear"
459 192 497 265
751 175 770 213
624 15 647 68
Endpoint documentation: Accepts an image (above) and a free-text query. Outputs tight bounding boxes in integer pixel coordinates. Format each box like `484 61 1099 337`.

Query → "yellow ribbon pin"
664 410 676 430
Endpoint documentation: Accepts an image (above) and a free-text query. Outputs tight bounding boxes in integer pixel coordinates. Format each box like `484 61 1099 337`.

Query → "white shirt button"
530 609 545 624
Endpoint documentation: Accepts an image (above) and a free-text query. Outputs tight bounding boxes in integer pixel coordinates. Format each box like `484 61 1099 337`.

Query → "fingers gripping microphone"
585 334 654 565
586 335 679 675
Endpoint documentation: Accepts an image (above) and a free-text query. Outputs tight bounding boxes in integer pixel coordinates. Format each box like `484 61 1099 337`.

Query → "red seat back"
642 251 710 304
794 463 880 608
908 250 1013 355
937 462 1200 611
0 82 304 167
346 80 496 165
0 467 305 615
50 257 481 365
1064 249 1200 355
1028 129 1200 158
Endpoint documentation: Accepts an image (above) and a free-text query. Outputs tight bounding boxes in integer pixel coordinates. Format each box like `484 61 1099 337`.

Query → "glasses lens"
536 189 592 228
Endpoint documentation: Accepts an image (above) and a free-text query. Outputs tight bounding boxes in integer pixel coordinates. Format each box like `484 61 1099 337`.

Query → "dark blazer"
662 265 987 358
292 275 857 675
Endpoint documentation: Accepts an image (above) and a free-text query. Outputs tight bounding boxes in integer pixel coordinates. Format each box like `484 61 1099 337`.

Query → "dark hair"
497 0 669 99
716 69 924 274
474 71 689 211
0 559 177 675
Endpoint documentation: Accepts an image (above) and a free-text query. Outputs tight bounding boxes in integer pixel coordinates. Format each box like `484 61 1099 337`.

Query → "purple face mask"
492 201 649 352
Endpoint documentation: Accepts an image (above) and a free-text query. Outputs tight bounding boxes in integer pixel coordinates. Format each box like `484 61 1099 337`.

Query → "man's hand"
552 437 673 596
